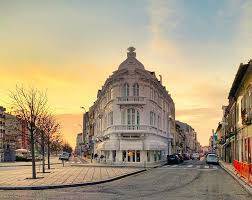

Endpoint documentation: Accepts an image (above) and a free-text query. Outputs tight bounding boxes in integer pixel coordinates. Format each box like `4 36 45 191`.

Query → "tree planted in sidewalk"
37 113 62 171
10 85 48 179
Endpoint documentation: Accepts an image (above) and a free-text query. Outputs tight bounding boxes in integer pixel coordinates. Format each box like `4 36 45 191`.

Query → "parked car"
191 153 200 160
206 153 219 165
182 153 190 160
15 149 31 161
177 153 184 163
59 152 70 161
167 154 181 164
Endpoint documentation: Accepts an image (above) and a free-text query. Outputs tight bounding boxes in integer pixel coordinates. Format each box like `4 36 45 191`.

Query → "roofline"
228 62 250 99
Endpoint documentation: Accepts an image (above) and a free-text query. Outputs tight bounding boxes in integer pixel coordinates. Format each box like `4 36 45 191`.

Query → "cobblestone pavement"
0 163 141 187
0 159 251 200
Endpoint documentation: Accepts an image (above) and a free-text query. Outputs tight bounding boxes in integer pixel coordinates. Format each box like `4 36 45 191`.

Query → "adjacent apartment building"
85 47 176 166
0 106 28 162
215 60 252 181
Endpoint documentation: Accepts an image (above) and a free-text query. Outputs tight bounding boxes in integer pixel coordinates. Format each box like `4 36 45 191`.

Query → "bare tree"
9 85 48 179
51 131 63 156
43 115 60 170
36 113 61 171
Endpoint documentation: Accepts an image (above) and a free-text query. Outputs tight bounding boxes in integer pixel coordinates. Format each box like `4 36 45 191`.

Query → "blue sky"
0 0 251 146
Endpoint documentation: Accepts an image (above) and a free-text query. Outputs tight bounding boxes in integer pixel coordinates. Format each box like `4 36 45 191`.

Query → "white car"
192 153 200 160
59 152 70 161
206 153 219 165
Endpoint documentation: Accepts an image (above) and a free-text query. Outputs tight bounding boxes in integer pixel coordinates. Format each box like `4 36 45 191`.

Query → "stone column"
117 150 122 163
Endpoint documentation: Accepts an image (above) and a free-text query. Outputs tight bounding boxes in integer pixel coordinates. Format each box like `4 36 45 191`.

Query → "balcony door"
122 108 140 129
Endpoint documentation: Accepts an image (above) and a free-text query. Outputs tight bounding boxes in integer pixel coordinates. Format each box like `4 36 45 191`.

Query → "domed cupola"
118 47 145 71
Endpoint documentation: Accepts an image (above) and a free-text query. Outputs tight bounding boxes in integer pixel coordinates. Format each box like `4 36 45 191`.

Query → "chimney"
159 75 162 84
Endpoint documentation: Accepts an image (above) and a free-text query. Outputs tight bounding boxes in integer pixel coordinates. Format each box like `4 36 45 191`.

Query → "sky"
0 0 251 147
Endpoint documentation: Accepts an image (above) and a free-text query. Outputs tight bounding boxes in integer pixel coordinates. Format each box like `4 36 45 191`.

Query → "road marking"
187 165 193 168
204 165 209 169
213 166 218 169
171 165 178 168
196 165 200 168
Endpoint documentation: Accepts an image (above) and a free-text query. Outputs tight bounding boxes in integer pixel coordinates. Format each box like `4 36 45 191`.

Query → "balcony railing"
103 125 170 138
117 96 145 104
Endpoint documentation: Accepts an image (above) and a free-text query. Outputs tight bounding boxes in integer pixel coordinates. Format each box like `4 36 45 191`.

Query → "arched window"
123 83 129 97
133 83 139 96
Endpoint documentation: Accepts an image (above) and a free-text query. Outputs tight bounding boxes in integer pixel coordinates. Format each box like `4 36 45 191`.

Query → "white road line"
196 165 200 168
204 165 209 169
171 165 178 168
187 165 193 168
213 166 218 169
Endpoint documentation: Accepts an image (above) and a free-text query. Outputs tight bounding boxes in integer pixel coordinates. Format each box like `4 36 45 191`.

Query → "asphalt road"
0 159 251 200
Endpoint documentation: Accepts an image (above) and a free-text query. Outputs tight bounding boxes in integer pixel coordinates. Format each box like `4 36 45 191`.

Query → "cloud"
147 0 180 58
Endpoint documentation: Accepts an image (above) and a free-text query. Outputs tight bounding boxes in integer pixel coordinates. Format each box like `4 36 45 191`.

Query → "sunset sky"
0 0 251 147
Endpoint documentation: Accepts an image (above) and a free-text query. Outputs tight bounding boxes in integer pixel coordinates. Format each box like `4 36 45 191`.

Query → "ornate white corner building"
86 47 175 166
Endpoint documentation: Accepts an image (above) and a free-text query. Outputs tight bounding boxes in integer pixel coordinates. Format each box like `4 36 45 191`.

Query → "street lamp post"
80 106 87 158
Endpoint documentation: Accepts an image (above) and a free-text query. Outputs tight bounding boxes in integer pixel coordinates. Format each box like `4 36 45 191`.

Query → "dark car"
167 154 180 164
177 154 184 163
182 153 190 160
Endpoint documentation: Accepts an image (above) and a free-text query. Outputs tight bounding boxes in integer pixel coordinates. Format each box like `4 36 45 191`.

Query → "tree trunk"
30 128 36 179
47 137 50 170
41 131 45 173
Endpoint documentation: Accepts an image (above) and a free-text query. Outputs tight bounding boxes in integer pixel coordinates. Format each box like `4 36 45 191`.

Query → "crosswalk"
162 164 219 170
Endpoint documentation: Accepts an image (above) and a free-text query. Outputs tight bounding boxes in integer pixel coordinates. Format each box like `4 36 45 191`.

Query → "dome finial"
127 46 136 58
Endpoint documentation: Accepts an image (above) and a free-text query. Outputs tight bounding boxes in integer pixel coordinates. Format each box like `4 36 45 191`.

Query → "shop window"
147 151 150 162
112 150 116 162
136 150 140 162
122 150 126 162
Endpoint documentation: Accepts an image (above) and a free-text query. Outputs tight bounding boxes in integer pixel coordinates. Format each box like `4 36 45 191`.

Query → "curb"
219 161 252 196
0 163 62 168
0 169 146 190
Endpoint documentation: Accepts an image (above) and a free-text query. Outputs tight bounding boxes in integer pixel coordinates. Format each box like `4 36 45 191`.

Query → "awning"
96 140 119 151
144 141 167 150
120 140 143 150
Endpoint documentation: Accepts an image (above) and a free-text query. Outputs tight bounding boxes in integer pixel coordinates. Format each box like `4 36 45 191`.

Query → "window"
108 112 113 125
150 111 154 125
158 115 160 128
150 111 156 126
136 150 140 162
126 108 140 128
133 83 139 96
121 110 126 124
122 150 126 162
147 151 150 162
150 88 154 100
123 83 129 96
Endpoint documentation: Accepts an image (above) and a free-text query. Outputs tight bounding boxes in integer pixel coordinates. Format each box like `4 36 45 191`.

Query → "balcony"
117 96 146 105
241 108 252 125
103 125 170 139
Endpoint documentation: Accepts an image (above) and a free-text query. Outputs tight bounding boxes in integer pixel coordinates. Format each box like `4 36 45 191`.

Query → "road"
0 159 251 200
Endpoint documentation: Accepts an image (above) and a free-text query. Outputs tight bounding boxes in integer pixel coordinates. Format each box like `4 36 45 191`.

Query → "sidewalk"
220 160 252 195
0 164 145 190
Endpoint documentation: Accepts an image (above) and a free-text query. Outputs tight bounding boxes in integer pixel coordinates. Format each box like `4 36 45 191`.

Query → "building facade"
175 120 199 154
0 106 29 162
86 47 175 166
215 60 252 182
